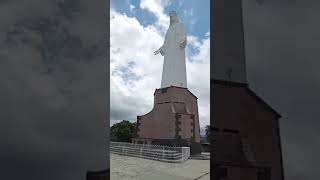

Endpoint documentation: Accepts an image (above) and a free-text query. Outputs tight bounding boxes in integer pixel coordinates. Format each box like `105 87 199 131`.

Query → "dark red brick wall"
137 87 201 143
212 82 284 180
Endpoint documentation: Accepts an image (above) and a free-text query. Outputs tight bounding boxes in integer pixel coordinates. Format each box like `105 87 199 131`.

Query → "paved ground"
110 153 210 180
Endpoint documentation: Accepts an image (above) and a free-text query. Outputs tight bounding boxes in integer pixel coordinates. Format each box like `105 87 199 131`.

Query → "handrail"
110 141 190 163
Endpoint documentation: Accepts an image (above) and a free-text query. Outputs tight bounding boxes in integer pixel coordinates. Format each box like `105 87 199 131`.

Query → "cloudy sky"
110 0 210 132
0 0 108 179
0 0 319 179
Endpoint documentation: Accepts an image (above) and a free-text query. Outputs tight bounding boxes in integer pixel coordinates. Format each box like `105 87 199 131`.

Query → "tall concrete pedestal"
135 86 201 155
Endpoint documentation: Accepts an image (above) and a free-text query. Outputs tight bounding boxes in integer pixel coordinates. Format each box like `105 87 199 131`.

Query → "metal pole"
162 146 165 161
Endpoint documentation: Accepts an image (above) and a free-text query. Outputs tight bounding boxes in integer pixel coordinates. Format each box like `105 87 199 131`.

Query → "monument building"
133 11 202 155
212 0 284 180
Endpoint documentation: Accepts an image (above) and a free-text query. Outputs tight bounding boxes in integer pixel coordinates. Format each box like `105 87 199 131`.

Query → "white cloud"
190 18 197 25
110 11 164 121
179 0 184 7
130 4 136 13
183 8 197 26
190 8 194 16
139 0 171 33
110 7 210 128
0 0 57 38
183 8 194 17
186 33 210 128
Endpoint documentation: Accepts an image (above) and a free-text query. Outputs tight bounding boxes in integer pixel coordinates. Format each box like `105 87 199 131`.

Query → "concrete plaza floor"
110 153 210 180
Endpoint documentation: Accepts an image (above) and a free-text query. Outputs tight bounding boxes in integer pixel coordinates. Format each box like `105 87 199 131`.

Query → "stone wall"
211 80 284 180
137 86 201 154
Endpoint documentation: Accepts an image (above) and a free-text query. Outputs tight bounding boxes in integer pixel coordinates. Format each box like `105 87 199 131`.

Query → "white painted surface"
155 11 187 88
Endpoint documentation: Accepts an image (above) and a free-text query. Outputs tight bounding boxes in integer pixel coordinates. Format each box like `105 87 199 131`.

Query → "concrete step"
189 153 210 160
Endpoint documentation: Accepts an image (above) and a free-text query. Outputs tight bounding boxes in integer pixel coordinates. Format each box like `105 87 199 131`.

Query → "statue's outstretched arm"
180 36 187 49
155 29 168 56
179 25 187 49
154 45 165 56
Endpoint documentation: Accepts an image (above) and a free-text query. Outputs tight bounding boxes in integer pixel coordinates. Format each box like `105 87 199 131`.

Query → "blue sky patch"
111 0 210 40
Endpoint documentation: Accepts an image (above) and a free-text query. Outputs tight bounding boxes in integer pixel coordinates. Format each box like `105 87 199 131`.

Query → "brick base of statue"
134 86 202 155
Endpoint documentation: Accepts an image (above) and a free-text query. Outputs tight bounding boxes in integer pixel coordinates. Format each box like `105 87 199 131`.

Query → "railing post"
162 146 165 162
140 146 142 158
182 147 184 162
110 141 190 163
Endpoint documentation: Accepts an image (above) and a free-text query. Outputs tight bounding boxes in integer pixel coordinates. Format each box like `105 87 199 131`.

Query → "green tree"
205 125 210 143
110 120 136 142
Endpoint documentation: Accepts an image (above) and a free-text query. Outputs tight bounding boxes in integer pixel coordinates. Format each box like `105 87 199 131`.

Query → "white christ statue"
154 11 187 88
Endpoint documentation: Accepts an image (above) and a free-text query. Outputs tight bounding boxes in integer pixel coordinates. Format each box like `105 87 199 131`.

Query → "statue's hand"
154 46 164 56
180 40 186 49
159 48 165 56
154 49 160 55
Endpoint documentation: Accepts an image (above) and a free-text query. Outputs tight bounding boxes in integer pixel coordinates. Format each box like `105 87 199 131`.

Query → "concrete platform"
111 153 210 180
190 152 210 160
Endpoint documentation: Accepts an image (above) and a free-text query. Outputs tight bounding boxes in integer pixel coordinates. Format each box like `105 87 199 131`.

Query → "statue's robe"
160 21 187 88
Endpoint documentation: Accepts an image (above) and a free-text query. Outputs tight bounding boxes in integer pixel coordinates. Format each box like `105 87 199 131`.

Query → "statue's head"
169 11 179 25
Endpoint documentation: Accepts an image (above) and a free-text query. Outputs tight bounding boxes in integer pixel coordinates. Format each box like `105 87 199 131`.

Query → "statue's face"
169 11 178 24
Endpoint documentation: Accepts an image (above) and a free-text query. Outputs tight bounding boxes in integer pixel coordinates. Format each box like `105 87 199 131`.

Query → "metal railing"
110 141 190 163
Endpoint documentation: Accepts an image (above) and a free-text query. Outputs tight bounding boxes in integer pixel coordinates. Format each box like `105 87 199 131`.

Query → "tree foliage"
205 125 210 143
110 120 136 142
